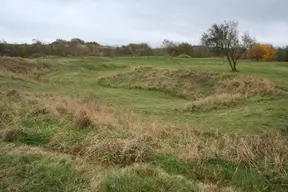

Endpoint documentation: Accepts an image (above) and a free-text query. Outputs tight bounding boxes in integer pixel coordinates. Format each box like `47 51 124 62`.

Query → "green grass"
33 56 288 134
1 56 288 191
101 164 197 192
148 153 271 191
0 147 88 192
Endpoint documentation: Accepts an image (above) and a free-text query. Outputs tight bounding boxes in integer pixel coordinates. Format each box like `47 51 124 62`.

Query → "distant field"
1 56 288 191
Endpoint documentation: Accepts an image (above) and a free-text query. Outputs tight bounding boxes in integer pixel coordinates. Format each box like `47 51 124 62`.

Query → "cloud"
0 0 287 46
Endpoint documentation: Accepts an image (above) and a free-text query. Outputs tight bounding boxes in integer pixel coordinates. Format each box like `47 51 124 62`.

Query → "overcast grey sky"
1 0 287 46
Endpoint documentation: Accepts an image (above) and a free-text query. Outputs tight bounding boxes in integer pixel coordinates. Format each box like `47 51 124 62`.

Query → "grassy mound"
0 56 52 80
97 66 280 110
97 66 225 99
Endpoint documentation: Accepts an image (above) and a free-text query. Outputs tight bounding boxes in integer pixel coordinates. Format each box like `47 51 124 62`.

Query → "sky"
1 0 288 47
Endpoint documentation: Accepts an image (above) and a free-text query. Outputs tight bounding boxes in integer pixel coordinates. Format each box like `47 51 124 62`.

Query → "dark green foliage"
177 42 194 57
162 40 194 57
277 46 288 62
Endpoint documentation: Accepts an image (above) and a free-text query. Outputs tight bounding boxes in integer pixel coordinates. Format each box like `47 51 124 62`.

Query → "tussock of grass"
74 110 93 129
0 56 53 80
79 136 153 166
28 93 124 130
100 163 197 192
216 76 279 96
184 93 245 111
177 132 288 176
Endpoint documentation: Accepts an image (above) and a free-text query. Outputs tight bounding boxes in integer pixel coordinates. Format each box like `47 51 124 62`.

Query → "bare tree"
201 21 255 72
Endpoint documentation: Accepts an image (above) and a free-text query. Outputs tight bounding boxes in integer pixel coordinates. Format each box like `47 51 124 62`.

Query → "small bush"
177 54 191 58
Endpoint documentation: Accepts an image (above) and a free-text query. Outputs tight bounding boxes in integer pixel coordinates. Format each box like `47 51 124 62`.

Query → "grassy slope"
1 56 288 191
40 57 288 134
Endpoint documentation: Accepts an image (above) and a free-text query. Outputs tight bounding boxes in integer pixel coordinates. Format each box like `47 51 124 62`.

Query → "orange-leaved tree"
248 43 277 61
248 43 264 61
262 44 277 61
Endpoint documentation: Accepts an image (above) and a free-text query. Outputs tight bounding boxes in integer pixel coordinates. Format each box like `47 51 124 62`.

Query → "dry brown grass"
25 93 287 173
184 75 280 111
78 136 153 165
178 132 288 173
26 92 158 137
23 93 155 165
1 90 283 180
184 93 246 111
0 90 23 129
1 90 287 190
216 75 279 96
0 56 52 80
74 110 93 129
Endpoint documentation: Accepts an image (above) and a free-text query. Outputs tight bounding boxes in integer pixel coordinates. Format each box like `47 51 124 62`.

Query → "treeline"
0 39 154 58
0 38 288 61
0 38 214 58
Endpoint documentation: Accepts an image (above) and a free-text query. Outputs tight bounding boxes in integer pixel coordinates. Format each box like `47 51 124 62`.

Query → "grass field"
1 56 288 191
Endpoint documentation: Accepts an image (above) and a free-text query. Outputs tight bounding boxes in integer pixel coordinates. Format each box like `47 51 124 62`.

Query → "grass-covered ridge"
97 66 281 111
0 56 53 80
1 56 288 191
